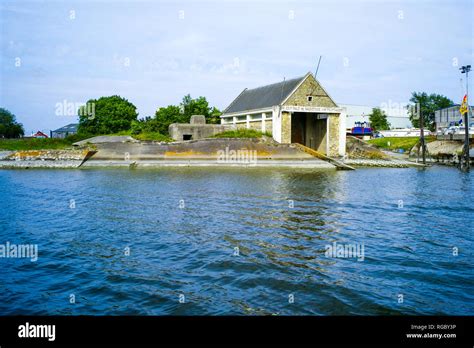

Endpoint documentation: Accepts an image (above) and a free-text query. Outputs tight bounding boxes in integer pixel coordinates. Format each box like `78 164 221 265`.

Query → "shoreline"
0 136 430 169
0 157 426 169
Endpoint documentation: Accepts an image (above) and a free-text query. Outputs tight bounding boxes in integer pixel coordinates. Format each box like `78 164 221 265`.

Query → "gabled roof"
53 123 78 133
223 74 309 114
33 131 48 138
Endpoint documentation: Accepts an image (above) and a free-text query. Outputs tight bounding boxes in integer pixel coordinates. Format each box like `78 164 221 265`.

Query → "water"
0 167 473 315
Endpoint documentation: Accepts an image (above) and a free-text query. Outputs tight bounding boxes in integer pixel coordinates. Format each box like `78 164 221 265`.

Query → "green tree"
130 116 162 135
154 95 222 135
154 105 184 135
408 92 453 131
0 107 24 138
77 95 138 135
369 107 391 131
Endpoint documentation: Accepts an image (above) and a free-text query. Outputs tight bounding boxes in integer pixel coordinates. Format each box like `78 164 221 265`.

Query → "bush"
130 117 162 135
133 132 172 142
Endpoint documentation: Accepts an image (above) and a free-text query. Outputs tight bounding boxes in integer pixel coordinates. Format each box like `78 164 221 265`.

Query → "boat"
348 121 373 138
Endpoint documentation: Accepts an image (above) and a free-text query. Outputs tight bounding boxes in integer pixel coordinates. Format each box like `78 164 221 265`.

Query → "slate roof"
53 123 79 133
223 74 308 114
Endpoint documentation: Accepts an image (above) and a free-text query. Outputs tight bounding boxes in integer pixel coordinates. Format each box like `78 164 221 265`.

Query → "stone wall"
283 76 337 108
5 149 91 161
327 114 340 157
248 121 262 130
264 120 273 134
281 112 292 143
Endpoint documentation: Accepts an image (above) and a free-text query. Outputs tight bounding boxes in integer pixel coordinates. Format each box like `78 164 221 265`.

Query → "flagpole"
467 68 470 171
460 65 471 171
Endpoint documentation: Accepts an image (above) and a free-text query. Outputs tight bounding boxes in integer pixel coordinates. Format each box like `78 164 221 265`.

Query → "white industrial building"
340 104 412 129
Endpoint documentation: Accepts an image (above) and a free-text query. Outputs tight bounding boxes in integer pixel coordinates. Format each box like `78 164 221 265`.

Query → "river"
0 166 472 315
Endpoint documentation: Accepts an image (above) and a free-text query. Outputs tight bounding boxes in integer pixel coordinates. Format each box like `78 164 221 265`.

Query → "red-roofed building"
32 131 48 138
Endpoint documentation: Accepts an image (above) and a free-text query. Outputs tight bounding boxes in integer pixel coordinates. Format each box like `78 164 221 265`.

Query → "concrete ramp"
293 143 355 170
73 135 138 146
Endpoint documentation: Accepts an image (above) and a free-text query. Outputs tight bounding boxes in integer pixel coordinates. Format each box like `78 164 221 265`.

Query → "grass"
211 129 272 139
132 132 172 142
0 132 100 151
367 136 436 152
0 138 74 151
0 131 172 151
110 130 172 142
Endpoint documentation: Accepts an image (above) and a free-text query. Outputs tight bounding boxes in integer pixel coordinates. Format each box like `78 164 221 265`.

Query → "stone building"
169 115 229 141
220 72 346 157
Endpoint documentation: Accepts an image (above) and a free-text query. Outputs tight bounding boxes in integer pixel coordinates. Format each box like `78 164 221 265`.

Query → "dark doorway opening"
183 134 193 141
291 112 327 154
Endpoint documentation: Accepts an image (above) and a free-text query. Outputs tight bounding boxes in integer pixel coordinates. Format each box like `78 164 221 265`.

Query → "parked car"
373 132 384 138
444 126 459 135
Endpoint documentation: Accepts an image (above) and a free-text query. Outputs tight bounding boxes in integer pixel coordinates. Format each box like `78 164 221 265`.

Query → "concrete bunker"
169 115 230 142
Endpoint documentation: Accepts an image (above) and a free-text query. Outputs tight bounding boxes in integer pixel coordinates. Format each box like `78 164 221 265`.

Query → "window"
183 134 193 140
307 96 313 102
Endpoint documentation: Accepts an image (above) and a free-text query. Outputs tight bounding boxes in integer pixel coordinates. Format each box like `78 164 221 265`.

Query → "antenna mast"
314 56 322 78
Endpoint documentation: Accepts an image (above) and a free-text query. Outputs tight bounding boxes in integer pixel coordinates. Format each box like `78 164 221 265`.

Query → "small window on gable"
307 96 313 102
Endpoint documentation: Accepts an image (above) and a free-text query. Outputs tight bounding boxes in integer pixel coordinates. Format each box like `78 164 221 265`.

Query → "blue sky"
1 0 472 134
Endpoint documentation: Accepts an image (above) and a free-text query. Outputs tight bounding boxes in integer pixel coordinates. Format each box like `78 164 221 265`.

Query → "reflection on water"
0 167 473 315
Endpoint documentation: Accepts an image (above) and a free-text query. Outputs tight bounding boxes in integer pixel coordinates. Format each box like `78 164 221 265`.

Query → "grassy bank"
0 132 98 150
0 138 74 150
212 129 272 138
367 136 435 152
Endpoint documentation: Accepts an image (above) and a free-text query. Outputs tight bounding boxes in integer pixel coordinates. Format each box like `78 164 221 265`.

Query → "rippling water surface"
0 167 473 315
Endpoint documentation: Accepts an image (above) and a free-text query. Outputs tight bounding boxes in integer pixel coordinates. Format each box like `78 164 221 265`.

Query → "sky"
0 0 473 134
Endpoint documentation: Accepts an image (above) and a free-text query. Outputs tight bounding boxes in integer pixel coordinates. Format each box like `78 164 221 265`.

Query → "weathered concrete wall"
283 76 337 108
89 138 317 160
169 124 229 141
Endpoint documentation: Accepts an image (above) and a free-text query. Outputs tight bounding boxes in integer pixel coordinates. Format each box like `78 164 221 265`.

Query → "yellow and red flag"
460 94 468 114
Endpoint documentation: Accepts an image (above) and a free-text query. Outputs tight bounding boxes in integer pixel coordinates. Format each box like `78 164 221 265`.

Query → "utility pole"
419 106 426 164
460 65 471 171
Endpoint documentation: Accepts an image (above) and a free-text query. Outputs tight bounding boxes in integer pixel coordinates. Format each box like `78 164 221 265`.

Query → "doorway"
291 112 327 154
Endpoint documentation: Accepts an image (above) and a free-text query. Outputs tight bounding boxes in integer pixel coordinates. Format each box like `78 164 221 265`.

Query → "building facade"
220 72 346 157
435 105 474 131
51 123 78 138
